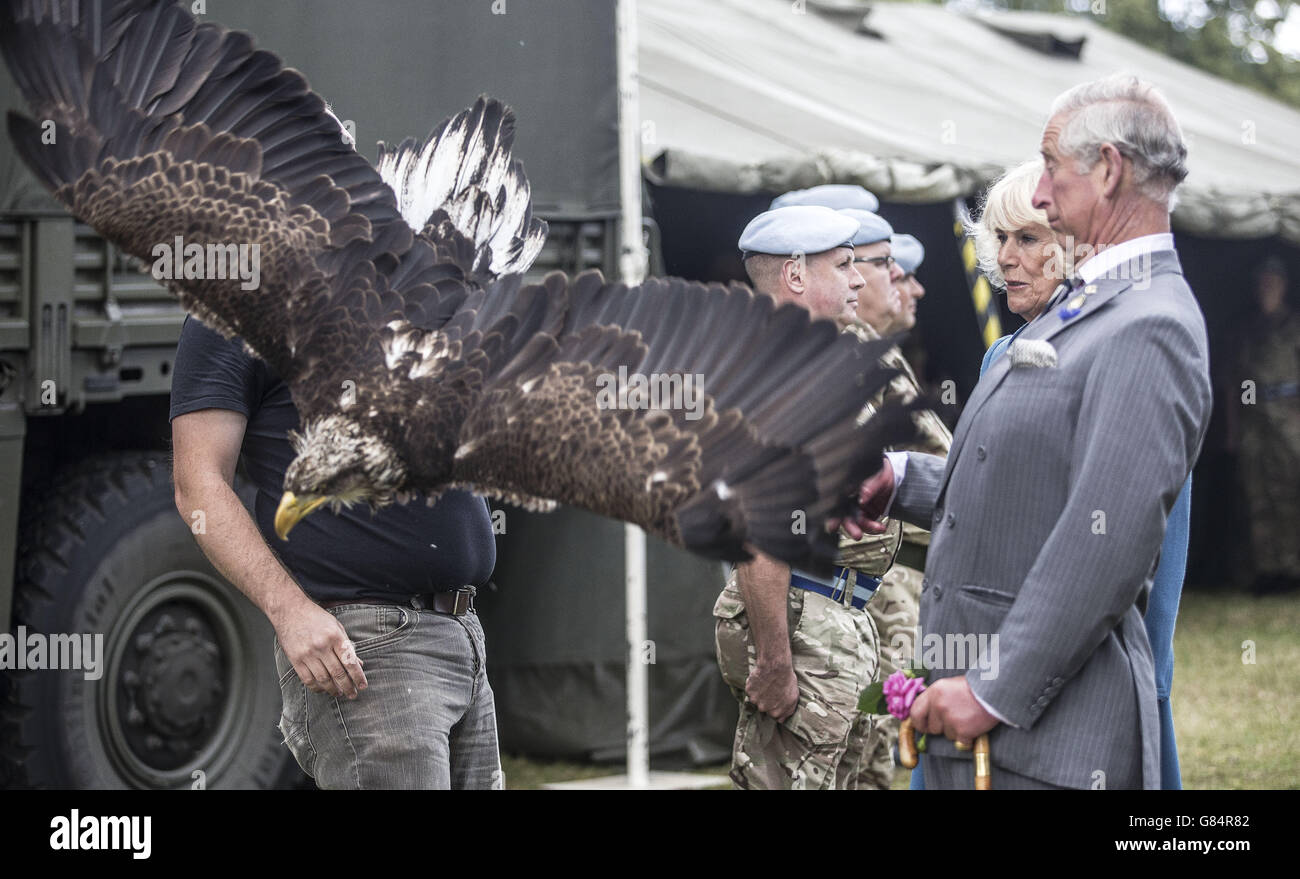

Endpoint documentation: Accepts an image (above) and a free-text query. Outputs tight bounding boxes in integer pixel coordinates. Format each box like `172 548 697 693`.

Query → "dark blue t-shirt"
168 316 496 603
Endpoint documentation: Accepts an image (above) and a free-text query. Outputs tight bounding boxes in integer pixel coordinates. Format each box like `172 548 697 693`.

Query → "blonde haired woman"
971 159 1063 354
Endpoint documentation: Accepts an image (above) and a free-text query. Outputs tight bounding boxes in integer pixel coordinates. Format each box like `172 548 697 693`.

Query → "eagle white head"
275 413 409 539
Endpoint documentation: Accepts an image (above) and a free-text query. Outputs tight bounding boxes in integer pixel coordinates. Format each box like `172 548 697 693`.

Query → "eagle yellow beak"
275 491 328 540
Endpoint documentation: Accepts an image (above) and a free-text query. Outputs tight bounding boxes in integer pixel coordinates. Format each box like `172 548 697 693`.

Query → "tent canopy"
640 0 1300 241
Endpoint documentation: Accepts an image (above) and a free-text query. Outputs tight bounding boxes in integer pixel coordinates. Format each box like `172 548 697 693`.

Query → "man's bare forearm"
735 551 793 668
175 477 311 626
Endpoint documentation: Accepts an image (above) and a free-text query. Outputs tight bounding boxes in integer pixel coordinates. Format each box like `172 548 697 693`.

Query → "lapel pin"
1058 293 1086 320
1058 284 1098 321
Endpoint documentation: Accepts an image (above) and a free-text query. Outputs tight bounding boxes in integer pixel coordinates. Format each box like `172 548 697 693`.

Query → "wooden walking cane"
899 719 992 790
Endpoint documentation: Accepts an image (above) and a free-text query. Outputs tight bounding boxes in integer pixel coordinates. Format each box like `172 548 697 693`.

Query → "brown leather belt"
319 588 475 616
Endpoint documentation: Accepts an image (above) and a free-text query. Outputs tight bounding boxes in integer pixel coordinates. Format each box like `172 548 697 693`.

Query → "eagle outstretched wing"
366 270 918 570
2 0 922 572
0 0 523 398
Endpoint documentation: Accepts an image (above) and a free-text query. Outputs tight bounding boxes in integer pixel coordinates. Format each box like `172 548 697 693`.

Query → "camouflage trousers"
714 578 880 790
858 563 924 790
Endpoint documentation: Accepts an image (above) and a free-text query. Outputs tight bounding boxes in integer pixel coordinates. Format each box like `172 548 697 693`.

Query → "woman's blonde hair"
966 159 1059 287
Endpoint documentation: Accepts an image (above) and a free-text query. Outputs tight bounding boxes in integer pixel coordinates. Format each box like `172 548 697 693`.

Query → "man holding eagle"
1 0 917 787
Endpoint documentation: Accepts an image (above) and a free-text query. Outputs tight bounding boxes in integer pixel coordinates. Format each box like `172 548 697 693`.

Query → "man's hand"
829 457 896 539
909 677 998 746
745 660 798 721
273 601 368 699
174 408 368 699
733 550 799 721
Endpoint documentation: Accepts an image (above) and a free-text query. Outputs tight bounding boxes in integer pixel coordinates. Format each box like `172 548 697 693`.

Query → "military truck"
2 202 648 790
0 0 649 789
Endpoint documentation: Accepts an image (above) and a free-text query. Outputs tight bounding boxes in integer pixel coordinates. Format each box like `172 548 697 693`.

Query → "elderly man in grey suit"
843 74 1211 789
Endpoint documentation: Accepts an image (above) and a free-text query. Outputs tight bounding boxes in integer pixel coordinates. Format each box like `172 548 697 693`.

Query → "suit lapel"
1019 278 1129 345
934 249 1183 502
1021 249 1183 348
946 342 1013 465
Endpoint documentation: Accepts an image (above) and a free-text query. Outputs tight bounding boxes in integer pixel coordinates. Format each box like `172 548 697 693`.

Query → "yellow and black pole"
954 200 1001 350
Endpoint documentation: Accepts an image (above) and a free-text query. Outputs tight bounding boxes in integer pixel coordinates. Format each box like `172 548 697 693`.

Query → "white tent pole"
615 0 649 789
624 522 648 787
616 0 645 285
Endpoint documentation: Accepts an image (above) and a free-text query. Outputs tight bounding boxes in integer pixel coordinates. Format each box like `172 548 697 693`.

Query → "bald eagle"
1 0 916 574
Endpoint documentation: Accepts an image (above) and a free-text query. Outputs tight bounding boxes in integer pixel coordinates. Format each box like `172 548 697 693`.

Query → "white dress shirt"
1076 232 1174 284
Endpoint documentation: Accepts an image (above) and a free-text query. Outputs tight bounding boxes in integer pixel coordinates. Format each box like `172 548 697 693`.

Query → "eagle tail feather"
376 96 547 279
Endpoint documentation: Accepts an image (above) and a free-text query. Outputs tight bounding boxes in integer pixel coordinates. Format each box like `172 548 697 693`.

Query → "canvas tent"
636 0 1298 409
639 0 1300 241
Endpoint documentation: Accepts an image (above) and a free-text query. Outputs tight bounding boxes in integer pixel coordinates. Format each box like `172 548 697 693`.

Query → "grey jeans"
274 602 503 789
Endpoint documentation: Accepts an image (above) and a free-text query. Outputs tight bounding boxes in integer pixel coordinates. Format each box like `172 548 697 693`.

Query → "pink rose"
882 670 926 719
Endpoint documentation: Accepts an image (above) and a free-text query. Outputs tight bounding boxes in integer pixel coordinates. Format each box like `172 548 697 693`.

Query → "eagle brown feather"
2 0 922 574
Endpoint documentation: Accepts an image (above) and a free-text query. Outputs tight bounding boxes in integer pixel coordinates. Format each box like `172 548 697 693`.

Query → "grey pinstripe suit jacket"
893 248 1211 789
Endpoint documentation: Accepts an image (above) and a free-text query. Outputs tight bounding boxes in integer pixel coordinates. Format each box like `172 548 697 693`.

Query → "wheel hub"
134 619 222 738
103 577 245 783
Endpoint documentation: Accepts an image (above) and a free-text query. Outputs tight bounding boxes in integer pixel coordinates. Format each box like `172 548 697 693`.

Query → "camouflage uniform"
846 322 953 790
713 321 902 789
1236 307 1300 581
714 567 884 789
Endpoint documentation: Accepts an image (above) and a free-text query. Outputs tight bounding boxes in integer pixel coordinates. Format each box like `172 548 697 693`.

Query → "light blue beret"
838 209 893 246
890 234 925 275
770 184 879 213
738 205 859 256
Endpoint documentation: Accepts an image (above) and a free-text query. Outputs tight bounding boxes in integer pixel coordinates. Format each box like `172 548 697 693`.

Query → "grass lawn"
502 589 1300 789
1170 589 1300 789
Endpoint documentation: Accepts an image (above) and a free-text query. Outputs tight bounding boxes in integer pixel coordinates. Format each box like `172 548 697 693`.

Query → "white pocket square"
1008 339 1058 368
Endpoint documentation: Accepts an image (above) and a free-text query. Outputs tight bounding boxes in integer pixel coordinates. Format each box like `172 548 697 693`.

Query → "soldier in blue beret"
715 203 895 788
736 205 863 327
886 234 926 334
838 209 902 333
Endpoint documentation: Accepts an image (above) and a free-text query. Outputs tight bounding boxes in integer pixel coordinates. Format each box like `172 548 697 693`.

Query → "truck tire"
1 451 302 789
